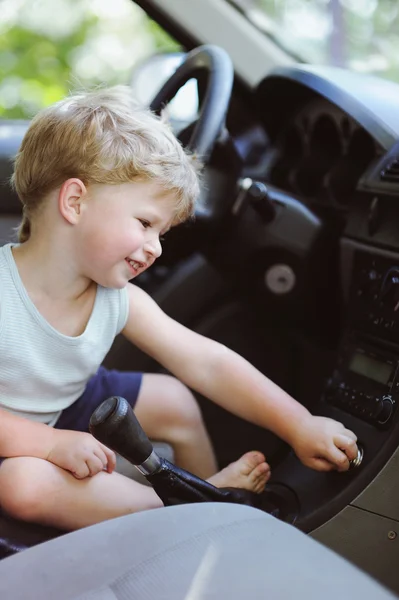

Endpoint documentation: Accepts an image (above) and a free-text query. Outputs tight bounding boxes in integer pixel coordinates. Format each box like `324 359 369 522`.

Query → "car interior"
1 0 399 597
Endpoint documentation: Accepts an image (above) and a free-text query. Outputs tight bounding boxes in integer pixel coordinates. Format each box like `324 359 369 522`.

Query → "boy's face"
75 181 177 288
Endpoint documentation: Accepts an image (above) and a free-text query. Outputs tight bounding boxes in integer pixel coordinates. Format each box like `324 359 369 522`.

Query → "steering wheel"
150 45 234 162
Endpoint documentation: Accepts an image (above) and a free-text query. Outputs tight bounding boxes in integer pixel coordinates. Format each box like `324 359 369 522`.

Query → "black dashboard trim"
257 66 398 151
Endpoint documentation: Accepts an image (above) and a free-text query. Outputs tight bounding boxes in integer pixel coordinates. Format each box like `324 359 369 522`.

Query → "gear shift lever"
90 396 262 508
89 396 162 475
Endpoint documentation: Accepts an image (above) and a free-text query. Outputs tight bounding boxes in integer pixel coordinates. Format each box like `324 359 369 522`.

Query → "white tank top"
0 244 129 425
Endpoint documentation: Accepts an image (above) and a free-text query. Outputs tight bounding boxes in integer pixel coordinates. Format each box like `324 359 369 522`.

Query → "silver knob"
349 445 364 469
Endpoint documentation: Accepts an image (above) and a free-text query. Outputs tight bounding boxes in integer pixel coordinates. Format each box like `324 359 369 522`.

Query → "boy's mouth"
125 258 146 274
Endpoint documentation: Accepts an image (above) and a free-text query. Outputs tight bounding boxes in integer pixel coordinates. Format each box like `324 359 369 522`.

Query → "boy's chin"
93 275 130 289
108 280 130 289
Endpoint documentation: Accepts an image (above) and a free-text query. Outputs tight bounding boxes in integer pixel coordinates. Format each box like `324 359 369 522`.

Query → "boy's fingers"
334 435 358 461
93 448 109 470
72 463 90 480
325 445 350 471
342 428 358 442
101 444 116 473
86 456 105 477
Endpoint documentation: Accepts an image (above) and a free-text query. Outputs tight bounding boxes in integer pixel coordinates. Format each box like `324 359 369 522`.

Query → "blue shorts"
54 366 143 432
0 367 143 466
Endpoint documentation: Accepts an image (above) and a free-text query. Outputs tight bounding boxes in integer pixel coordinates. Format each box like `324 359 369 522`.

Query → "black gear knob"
89 396 153 465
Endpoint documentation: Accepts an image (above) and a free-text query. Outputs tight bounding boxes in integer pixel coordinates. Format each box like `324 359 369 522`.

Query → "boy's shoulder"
0 243 12 274
97 284 130 335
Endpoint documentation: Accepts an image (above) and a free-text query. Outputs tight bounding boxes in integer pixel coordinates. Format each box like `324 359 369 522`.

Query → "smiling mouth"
125 258 146 273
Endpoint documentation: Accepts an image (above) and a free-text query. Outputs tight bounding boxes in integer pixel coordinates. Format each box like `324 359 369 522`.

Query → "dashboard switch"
247 181 276 223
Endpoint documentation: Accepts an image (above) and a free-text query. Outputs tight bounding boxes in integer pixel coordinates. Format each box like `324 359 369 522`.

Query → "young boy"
0 87 358 531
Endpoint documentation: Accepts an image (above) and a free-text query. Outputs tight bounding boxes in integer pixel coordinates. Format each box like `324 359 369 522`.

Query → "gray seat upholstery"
0 503 395 600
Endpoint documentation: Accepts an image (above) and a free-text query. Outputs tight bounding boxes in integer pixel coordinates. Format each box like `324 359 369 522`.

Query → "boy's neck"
12 237 94 303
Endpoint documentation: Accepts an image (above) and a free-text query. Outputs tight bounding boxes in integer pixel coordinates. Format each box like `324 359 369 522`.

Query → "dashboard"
225 65 399 550
267 99 379 210
241 66 395 215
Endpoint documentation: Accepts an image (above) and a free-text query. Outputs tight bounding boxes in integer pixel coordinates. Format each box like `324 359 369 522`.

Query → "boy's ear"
58 178 87 224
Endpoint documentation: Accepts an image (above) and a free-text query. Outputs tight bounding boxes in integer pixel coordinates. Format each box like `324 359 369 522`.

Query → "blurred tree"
231 0 399 83
0 0 180 119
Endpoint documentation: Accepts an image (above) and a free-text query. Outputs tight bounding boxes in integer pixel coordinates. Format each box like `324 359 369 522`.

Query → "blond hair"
12 86 200 242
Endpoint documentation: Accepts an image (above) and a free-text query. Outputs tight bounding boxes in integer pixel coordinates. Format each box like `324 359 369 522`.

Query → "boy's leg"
0 456 163 530
134 374 218 479
134 374 271 491
0 453 269 531
55 368 217 479
53 368 270 491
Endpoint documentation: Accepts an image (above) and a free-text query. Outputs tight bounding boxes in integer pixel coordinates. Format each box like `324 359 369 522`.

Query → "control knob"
349 445 364 469
380 267 399 311
376 395 394 425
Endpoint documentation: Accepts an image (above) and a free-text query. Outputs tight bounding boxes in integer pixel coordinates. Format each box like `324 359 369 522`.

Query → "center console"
324 242 399 431
271 239 399 535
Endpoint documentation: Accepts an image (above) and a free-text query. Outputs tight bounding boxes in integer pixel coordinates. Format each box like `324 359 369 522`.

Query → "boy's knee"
164 376 203 428
138 374 206 442
0 457 48 522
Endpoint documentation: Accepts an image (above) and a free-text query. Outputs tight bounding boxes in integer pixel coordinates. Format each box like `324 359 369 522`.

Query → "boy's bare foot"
207 451 271 494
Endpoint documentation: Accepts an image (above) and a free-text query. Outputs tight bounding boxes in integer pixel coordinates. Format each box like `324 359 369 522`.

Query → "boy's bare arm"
123 284 309 433
0 407 56 459
0 408 116 478
122 283 358 471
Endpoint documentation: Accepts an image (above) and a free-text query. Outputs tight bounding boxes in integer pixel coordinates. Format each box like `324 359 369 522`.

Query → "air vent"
380 158 399 182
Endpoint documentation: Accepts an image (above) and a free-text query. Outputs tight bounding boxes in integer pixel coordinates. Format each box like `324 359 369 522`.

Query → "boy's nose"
144 238 162 259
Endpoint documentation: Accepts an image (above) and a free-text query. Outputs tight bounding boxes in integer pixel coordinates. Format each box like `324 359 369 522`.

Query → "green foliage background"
0 0 180 119
2 0 399 121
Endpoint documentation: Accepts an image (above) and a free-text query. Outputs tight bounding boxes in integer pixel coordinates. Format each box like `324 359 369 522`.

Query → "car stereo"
323 247 399 427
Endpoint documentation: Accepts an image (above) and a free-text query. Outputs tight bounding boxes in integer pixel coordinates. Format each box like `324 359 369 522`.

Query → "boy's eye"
138 219 151 229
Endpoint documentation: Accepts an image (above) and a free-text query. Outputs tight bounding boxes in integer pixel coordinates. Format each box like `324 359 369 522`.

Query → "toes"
249 462 271 492
208 451 270 492
249 461 270 481
253 480 266 494
263 467 271 483
253 470 270 493
241 451 266 471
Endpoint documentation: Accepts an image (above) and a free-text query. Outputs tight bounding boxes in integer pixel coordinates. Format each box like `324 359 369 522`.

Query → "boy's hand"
46 429 116 479
290 415 358 472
